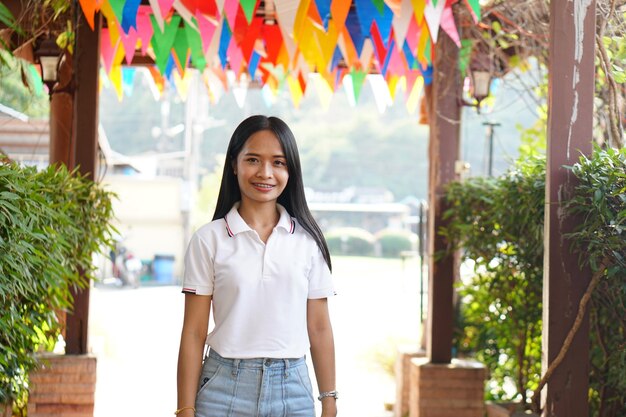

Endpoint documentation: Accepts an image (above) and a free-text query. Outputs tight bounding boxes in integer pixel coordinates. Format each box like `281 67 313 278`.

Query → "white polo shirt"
182 202 335 359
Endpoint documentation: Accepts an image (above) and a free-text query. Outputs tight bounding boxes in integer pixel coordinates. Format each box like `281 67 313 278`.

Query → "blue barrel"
153 254 175 284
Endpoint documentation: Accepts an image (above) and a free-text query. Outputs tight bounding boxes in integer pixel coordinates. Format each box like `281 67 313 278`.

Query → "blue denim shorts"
195 349 315 417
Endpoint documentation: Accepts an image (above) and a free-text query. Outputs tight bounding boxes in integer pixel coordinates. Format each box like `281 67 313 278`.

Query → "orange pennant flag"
78 0 102 30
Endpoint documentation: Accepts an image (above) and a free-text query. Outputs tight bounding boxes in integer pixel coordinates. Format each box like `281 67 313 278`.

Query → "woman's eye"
246 158 259 163
274 160 286 166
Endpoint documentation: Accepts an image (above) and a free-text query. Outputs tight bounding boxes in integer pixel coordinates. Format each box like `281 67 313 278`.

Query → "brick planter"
394 345 426 417
28 353 96 417
486 402 539 417
409 357 486 417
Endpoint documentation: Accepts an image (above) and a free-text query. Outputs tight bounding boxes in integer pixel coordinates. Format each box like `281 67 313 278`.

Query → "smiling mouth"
252 183 275 189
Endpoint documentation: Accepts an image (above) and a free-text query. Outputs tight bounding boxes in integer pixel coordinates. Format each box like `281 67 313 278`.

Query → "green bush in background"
0 161 116 409
325 227 375 256
374 229 415 258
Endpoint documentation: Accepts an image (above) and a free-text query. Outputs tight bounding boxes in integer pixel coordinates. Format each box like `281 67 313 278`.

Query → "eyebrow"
243 152 286 158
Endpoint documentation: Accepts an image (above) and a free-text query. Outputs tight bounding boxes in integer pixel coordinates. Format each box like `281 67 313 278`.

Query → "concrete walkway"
89 256 423 417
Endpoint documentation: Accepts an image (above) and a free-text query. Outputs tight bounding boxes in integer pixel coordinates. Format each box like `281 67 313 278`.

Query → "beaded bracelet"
174 406 196 415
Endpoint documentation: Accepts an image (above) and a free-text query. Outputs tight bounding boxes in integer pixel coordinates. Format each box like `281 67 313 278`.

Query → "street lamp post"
482 121 501 177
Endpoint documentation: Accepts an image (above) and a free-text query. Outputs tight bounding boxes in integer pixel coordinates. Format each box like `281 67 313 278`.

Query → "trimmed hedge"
325 227 375 256
374 229 415 257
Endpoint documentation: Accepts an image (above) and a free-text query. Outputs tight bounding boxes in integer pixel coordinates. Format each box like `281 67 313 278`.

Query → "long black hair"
212 115 332 271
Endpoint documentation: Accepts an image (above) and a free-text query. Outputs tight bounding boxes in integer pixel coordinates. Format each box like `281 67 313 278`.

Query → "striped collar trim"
224 203 296 237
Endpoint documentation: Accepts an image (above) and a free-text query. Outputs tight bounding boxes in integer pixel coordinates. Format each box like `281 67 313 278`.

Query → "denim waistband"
207 349 305 370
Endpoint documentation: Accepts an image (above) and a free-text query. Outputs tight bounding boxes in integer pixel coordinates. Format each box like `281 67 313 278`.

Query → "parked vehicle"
111 240 142 288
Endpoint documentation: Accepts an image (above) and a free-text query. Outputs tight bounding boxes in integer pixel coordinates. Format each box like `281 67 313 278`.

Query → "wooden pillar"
427 28 461 364
542 0 595 415
49 53 74 166
65 10 101 355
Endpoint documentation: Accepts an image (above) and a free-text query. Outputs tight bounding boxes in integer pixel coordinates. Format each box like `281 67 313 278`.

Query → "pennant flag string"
81 0 479 105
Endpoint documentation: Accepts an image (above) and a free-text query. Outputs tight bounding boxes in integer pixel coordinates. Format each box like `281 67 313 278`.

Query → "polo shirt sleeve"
182 232 214 296
307 247 336 299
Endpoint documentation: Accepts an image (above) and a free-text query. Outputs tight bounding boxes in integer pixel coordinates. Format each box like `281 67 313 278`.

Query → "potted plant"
0 160 115 415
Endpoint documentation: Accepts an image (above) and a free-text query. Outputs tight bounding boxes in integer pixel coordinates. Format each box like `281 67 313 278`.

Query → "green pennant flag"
351 69 367 102
28 64 43 96
466 0 481 21
185 19 207 72
108 0 125 23
151 15 181 73
172 26 190 73
151 15 181 51
458 39 473 75
372 0 385 15
240 0 257 24
424 35 432 66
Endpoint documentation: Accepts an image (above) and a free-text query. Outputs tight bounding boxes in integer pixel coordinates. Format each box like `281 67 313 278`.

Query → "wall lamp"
458 68 492 114
34 36 73 99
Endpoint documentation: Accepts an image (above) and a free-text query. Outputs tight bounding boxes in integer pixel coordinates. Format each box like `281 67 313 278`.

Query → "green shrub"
444 146 626 416
565 146 625 416
325 227 375 256
375 229 415 257
0 161 116 408
443 155 545 406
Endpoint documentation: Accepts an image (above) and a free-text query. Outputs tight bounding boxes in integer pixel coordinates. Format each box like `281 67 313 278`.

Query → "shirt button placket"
262 235 272 280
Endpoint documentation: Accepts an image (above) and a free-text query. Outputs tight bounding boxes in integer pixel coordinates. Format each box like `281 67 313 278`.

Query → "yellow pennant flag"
405 76 424 114
286 74 303 108
109 65 124 101
312 73 333 111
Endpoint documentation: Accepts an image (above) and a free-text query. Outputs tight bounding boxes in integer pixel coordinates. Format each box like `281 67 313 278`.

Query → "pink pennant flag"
100 28 121 73
405 70 419 98
196 11 217 53
159 0 175 16
119 26 139 64
223 0 239 27
440 4 460 47
227 39 244 75
136 6 154 55
423 0 445 43
387 46 407 77
405 15 419 52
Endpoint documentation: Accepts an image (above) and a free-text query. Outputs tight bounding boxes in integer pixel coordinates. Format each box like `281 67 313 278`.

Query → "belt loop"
232 359 240 377
284 359 290 378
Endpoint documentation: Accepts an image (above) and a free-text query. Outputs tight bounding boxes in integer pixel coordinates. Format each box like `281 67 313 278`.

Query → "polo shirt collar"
224 202 295 237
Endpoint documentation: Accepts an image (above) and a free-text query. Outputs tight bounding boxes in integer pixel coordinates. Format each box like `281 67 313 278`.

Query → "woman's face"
233 130 289 207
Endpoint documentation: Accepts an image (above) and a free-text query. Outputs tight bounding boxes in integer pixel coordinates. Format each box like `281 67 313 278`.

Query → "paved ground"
89 256 424 417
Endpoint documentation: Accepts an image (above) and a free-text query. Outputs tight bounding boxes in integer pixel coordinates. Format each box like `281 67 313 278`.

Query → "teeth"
254 184 273 188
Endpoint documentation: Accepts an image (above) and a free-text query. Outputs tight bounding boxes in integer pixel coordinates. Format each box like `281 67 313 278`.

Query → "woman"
176 115 337 417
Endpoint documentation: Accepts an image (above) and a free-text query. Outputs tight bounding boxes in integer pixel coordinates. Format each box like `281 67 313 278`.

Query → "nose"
257 161 273 178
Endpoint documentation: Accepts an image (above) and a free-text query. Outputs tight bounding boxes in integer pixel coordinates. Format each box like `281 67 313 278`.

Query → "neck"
238 201 280 228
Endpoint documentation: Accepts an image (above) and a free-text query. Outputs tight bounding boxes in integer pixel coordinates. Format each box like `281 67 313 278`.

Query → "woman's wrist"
174 406 195 416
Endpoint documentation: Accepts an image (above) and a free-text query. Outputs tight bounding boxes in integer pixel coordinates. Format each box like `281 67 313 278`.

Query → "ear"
231 160 237 175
